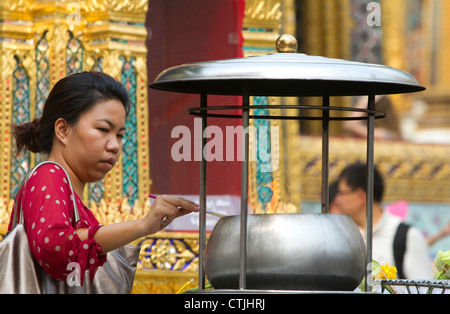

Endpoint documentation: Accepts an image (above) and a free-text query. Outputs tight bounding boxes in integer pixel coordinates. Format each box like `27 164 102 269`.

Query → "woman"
8 71 199 286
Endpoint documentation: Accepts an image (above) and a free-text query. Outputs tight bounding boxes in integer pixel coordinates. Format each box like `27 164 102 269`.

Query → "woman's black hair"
13 71 130 155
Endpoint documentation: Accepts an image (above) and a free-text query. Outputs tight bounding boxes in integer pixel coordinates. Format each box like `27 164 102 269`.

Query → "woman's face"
64 99 126 184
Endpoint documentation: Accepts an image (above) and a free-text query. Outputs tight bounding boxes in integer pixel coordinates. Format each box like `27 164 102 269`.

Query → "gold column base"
132 270 198 294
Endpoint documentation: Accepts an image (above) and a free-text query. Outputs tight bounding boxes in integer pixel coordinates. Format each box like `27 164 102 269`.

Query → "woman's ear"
54 118 69 145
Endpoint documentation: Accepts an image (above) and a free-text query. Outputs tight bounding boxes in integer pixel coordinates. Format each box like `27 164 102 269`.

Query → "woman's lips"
102 157 115 170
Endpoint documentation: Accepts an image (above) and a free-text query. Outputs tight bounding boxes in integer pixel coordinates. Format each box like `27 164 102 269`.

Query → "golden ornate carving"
135 55 152 200
1 0 150 206
297 136 450 204
274 1 302 210
244 0 282 27
0 50 14 201
138 237 198 272
243 1 301 214
380 0 410 114
0 0 33 18
131 270 198 294
297 0 352 134
412 0 450 132
242 0 282 52
80 0 148 15
434 0 450 88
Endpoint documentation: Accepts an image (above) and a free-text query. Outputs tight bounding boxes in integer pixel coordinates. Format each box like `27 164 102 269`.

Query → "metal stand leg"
321 96 330 214
365 94 375 292
198 93 207 290
239 90 250 290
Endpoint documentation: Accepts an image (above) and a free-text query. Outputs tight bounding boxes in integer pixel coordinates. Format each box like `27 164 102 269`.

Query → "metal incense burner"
150 34 425 292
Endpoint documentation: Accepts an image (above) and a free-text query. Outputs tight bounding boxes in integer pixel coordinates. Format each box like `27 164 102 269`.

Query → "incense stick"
148 194 226 218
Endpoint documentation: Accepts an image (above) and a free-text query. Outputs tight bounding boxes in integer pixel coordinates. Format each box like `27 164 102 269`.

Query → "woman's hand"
78 195 199 254
140 195 200 234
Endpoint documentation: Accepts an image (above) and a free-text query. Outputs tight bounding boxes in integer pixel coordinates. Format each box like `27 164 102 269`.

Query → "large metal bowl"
204 213 366 291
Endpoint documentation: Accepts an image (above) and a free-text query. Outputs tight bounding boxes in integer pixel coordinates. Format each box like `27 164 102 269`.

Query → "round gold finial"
275 34 298 53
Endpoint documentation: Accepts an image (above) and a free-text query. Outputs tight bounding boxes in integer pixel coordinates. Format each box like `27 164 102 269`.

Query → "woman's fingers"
159 195 200 213
153 195 199 229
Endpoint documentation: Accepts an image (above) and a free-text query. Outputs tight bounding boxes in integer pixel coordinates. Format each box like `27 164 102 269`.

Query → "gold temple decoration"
243 0 301 214
0 0 150 206
380 0 410 115
298 135 450 204
243 0 282 52
416 0 450 131
296 0 352 135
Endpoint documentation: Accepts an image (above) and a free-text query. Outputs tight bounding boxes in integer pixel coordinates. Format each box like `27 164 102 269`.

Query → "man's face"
334 179 366 220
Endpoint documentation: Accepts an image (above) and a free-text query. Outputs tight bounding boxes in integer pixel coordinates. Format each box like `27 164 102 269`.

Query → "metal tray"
374 279 450 294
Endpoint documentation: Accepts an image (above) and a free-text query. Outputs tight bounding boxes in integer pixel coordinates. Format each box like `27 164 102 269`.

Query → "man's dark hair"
329 180 338 205
338 162 384 203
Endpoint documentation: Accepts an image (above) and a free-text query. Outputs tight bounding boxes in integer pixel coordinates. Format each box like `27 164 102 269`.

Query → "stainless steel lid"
150 34 425 97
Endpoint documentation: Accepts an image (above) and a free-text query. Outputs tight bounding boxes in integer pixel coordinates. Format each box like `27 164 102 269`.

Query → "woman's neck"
47 154 85 197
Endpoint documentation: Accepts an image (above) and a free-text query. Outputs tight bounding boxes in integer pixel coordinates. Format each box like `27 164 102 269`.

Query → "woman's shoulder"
30 162 67 176
25 162 71 191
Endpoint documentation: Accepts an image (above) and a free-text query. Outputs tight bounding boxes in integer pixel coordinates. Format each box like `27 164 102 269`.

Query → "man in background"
334 162 433 279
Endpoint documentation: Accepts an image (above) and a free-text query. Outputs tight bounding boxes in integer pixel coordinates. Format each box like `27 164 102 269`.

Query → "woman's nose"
106 137 121 153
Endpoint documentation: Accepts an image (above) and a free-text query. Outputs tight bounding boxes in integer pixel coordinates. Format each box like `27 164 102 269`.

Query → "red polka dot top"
8 163 106 285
